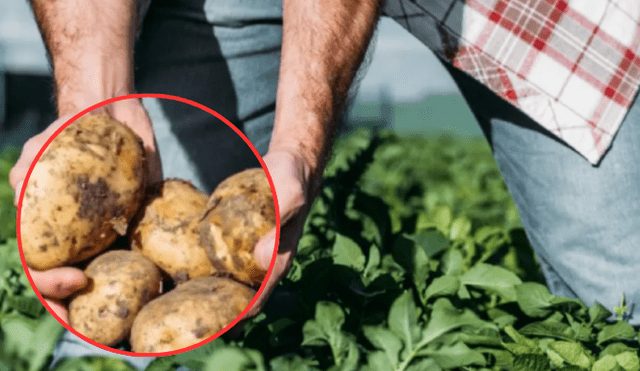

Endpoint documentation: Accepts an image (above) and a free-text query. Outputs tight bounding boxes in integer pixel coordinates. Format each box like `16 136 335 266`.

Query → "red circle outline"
15 93 280 358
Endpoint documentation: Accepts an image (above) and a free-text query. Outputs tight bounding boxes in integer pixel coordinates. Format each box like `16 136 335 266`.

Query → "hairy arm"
270 0 383 196
15 0 159 324
251 0 383 315
29 0 136 115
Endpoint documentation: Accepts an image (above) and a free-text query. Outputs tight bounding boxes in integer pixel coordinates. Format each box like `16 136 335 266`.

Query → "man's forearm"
270 0 383 185
29 0 137 116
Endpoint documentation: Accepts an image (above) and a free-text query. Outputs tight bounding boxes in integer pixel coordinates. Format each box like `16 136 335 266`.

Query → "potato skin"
130 276 255 353
69 250 162 346
21 114 146 270
131 179 217 283
199 168 276 287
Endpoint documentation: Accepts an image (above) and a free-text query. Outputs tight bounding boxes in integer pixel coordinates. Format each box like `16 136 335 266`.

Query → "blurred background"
0 2 482 153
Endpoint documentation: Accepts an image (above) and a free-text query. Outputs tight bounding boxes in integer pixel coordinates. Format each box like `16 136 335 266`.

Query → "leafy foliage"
1 131 640 371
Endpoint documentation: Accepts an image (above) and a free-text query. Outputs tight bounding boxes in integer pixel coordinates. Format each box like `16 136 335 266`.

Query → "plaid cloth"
382 0 640 164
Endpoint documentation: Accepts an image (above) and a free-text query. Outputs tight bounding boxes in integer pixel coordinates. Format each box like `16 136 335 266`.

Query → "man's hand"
28 267 87 324
240 0 382 319
246 149 313 317
9 99 161 323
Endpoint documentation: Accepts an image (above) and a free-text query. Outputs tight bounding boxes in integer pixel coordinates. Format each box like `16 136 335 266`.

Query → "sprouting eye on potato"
19 114 277 352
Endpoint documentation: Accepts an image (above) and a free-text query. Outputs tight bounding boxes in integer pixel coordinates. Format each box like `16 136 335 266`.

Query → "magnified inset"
16 94 279 357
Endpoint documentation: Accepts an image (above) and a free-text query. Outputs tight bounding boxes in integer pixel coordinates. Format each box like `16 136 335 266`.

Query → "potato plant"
2 130 640 371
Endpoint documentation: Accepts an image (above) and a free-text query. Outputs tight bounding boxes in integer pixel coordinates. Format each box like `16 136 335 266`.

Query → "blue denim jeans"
446 61 640 324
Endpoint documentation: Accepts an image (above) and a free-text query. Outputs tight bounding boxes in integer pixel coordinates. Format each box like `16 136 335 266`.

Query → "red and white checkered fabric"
383 0 640 164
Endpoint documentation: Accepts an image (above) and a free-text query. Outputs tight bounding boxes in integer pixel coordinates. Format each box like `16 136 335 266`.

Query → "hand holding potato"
245 149 316 318
28 266 87 324
10 100 161 323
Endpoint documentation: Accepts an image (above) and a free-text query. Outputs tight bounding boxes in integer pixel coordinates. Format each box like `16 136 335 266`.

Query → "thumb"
255 229 277 271
13 180 23 207
29 267 88 299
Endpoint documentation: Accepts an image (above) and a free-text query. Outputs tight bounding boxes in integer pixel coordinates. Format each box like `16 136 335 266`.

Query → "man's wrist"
54 55 133 117
267 139 327 202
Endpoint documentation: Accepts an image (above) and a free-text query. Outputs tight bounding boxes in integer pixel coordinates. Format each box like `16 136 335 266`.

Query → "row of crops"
1 129 639 371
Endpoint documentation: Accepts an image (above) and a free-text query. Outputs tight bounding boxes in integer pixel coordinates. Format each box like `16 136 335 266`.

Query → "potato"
21 114 146 270
130 276 255 353
130 179 217 283
69 250 162 346
199 168 276 287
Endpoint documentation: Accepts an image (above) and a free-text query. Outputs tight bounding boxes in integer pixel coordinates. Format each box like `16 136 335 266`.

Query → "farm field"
1 129 639 371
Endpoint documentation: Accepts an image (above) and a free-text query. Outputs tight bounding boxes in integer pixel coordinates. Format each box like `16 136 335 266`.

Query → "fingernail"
14 180 23 207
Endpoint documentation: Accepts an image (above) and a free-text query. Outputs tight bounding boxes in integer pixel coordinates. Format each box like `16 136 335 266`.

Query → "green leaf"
202 347 266 371
302 320 329 347
487 308 518 329
601 343 636 357
144 356 177 371
364 351 394 371
592 355 618 371
332 234 366 272
170 339 226 370
269 354 319 371
597 321 636 346
515 283 555 318
590 302 613 325
362 326 403 367
388 291 421 357
420 341 486 368
512 354 551 371
391 236 430 298
421 298 493 345
363 244 382 285
460 263 522 301
433 206 451 236
302 301 359 370
404 358 442 371
474 226 503 244
518 313 575 341
615 351 640 371
302 301 345 346
425 275 460 300
29 315 65 371
441 249 463 276
503 326 542 355
449 216 472 240
410 230 449 259
546 341 592 369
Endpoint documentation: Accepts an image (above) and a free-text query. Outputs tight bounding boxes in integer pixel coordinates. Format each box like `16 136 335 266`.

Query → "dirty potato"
129 276 255 353
20 114 146 270
69 250 162 346
199 168 276 287
130 179 217 283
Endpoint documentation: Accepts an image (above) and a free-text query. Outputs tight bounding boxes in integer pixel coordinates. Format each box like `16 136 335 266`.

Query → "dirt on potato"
69 250 162 346
131 179 217 283
129 276 255 353
199 168 276 287
20 114 146 270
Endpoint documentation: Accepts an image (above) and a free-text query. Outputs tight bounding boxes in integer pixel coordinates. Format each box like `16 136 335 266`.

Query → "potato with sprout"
20 114 146 270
